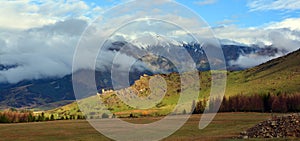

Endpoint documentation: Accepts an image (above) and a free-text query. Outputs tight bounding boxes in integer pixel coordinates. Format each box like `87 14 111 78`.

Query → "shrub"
50 114 55 120
102 113 109 118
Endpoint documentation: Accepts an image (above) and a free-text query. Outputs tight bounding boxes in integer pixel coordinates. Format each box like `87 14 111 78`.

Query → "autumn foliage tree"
193 93 300 114
0 109 33 123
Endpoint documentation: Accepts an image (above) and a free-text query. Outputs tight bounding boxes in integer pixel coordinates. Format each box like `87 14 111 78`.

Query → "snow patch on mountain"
110 32 183 49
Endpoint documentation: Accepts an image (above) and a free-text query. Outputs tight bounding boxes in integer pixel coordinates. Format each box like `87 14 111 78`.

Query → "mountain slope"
0 70 142 109
226 48 300 96
46 48 300 117
0 42 285 109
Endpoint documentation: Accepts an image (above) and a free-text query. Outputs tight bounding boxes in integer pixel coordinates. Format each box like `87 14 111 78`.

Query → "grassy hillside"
46 49 300 117
226 49 300 96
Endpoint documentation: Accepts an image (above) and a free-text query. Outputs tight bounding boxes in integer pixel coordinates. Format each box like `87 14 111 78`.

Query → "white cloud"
0 0 102 29
229 53 282 68
0 19 87 83
248 0 300 11
194 0 217 6
0 1 55 29
267 18 300 31
212 18 300 52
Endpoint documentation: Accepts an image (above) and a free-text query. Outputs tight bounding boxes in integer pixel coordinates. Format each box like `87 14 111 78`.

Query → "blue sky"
82 0 300 28
0 0 299 30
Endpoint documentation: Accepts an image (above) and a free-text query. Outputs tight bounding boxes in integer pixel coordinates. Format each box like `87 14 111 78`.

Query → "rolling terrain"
45 48 300 118
0 43 281 109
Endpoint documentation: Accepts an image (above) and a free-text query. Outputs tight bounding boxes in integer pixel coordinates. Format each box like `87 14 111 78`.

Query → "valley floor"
0 112 297 141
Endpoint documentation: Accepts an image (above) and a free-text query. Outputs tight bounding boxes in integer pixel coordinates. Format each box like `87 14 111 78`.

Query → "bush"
102 113 109 118
182 109 187 115
50 114 55 120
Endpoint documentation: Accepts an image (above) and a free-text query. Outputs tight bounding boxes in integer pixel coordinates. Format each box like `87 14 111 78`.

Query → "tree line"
193 93 300 114
0 109 86 123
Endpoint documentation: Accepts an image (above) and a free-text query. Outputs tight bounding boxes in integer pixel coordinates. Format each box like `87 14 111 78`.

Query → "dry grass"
0 112 290 141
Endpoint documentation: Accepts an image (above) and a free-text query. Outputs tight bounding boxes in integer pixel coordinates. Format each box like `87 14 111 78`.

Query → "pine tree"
50 114 55 120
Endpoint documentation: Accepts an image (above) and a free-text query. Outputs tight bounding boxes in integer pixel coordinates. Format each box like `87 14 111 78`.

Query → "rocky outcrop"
240 114 300 139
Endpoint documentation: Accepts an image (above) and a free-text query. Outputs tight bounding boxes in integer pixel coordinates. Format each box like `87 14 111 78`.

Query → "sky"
1 0 300 29
84 0 300 27
0 0 300 84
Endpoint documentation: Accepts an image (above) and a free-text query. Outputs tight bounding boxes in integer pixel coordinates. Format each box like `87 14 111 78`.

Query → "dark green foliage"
193 99 207 114
156 102 166 108
50 114 54 120
262 93 272 112
28 113 35 122
129 113 133 118
182 109 187 115
0 114 8 123
37 115 42 121
101 113 109 118
41 112 45 121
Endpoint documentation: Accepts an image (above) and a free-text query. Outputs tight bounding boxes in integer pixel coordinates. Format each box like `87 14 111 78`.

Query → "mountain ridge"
45 48 300 117
0 42 289 109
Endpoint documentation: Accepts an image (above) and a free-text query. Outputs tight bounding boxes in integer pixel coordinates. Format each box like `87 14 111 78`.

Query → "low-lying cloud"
0 19 87 83
229 53 282 69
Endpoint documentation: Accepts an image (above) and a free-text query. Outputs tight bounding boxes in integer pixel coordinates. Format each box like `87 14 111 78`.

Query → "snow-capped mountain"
104 33 282 71
0 33 285 108
131 33 182 49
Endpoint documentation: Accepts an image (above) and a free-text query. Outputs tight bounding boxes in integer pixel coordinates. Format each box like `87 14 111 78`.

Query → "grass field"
0 112 296 141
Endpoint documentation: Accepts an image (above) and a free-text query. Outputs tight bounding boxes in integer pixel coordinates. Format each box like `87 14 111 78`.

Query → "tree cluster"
0 109 86 123
193 93 300 114
0 109 35 123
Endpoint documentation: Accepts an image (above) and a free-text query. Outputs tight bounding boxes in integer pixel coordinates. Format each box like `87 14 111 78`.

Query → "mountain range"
46 48 300 117
0 38 288 109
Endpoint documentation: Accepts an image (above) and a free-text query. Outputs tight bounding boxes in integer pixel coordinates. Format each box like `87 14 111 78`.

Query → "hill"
226 48 300 96
45 49 300 117
0 70 147 110
0 44 279 109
